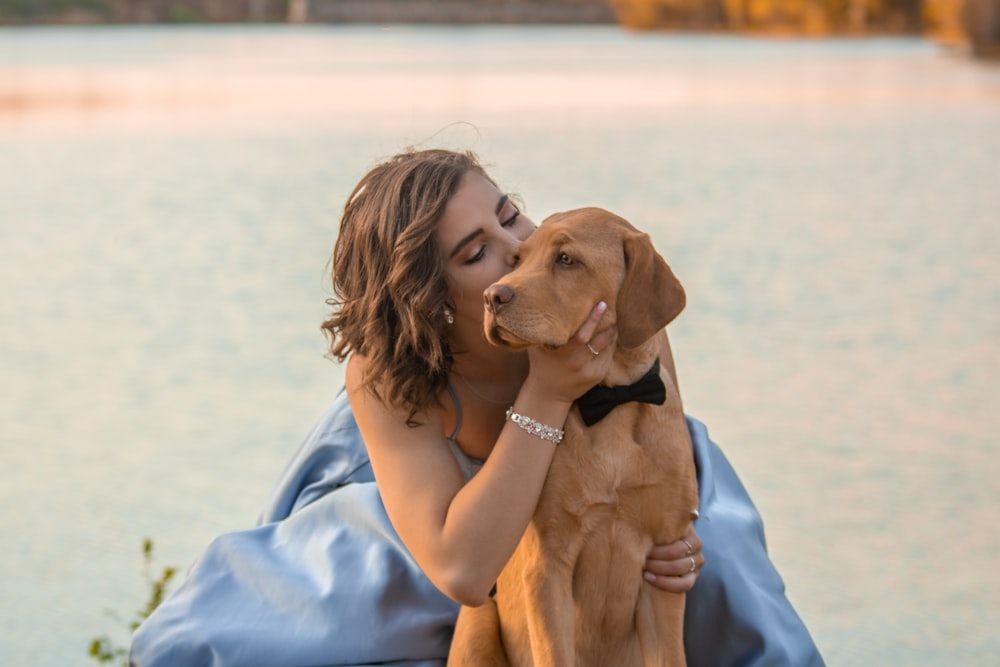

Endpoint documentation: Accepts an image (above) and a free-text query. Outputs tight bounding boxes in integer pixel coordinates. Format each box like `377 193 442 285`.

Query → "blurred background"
1 2 998 666
1 0 999 56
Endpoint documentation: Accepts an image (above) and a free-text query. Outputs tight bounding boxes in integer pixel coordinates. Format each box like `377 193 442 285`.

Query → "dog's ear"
617 231 685 349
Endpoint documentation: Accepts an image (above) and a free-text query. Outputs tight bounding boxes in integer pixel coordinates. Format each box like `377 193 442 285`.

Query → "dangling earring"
443 308 455 325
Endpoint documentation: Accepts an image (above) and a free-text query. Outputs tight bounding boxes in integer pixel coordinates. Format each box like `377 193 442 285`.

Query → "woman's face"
436 171 535 331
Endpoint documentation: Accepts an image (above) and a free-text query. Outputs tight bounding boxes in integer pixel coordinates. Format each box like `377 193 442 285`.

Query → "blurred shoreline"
2 0 995 58
0 1 617 26
1 27 991 137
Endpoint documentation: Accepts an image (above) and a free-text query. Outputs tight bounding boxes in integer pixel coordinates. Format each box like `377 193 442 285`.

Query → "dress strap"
444 383 483 482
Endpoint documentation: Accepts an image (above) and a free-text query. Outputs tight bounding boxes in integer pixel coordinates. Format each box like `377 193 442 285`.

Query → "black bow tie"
575 359 666 426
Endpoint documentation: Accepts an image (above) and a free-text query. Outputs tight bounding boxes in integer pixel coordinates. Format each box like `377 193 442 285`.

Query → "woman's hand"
522 301 617 405
644 522 704 593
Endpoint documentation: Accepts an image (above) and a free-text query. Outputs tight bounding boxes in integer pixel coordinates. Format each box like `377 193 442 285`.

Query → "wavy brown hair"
322 148 496 423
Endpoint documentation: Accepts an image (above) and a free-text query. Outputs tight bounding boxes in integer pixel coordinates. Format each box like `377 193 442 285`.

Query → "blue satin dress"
129 390 824 666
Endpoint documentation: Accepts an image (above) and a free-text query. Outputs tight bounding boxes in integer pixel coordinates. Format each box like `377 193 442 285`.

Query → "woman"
130 149 824 666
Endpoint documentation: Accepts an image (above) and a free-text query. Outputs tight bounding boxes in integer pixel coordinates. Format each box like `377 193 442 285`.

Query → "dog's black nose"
484 284 515 313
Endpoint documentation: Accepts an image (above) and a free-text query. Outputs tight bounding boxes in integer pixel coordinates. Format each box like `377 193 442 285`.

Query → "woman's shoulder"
345 353 459 465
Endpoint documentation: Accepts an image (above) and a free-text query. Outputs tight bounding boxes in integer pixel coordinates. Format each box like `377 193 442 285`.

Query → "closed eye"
465 246 486 264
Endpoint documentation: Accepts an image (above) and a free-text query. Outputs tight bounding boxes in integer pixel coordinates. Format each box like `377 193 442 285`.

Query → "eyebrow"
448 195 510 259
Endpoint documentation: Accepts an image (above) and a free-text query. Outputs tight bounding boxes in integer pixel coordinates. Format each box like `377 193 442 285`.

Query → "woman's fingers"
573 301 616 362
572 301 607 346
644 570 698 594
586 323 616 355
648 524 702 562
643 523 704 593
644 548 705 577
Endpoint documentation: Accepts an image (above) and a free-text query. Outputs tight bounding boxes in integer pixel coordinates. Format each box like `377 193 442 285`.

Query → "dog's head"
483 207 684 351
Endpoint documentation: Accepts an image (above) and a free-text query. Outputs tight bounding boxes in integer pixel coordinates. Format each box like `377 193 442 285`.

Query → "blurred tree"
609 0 727 27
0 0 111 22
287 0 307 22
963 0 1000 56
607 0 1000 58
103 0 286 22
610 0 960 34
923 0 964 42
1 0 995 60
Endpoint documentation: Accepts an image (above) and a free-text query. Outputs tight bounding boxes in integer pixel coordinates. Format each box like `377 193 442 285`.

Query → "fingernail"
596 301 607 314
643 571 656 582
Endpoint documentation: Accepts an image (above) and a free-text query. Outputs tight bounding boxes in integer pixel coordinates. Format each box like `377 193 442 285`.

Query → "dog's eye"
557 253 574 266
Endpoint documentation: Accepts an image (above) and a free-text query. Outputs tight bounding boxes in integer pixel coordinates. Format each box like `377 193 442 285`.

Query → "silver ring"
586 343 600 356
688 556 697 573
682 538 693 556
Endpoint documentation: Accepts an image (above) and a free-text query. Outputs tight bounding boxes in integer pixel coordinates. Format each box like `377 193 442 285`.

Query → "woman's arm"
348 355 558 607
349 305 615 607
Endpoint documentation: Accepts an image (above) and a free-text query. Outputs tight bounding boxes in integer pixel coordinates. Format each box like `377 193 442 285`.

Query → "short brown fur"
448 207 698 667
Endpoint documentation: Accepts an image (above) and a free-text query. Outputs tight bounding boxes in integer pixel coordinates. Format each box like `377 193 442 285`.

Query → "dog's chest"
539 402 684 527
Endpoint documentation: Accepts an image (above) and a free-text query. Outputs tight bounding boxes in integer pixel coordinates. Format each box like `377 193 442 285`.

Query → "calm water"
1 25 998 666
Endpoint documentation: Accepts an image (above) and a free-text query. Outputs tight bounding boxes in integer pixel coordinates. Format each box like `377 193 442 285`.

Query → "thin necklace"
455 372 518 405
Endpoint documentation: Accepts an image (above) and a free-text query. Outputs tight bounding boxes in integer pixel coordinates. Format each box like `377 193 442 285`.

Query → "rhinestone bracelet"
505 407 564 445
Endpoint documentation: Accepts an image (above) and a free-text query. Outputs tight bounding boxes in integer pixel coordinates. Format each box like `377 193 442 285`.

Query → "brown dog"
447 207 699 667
